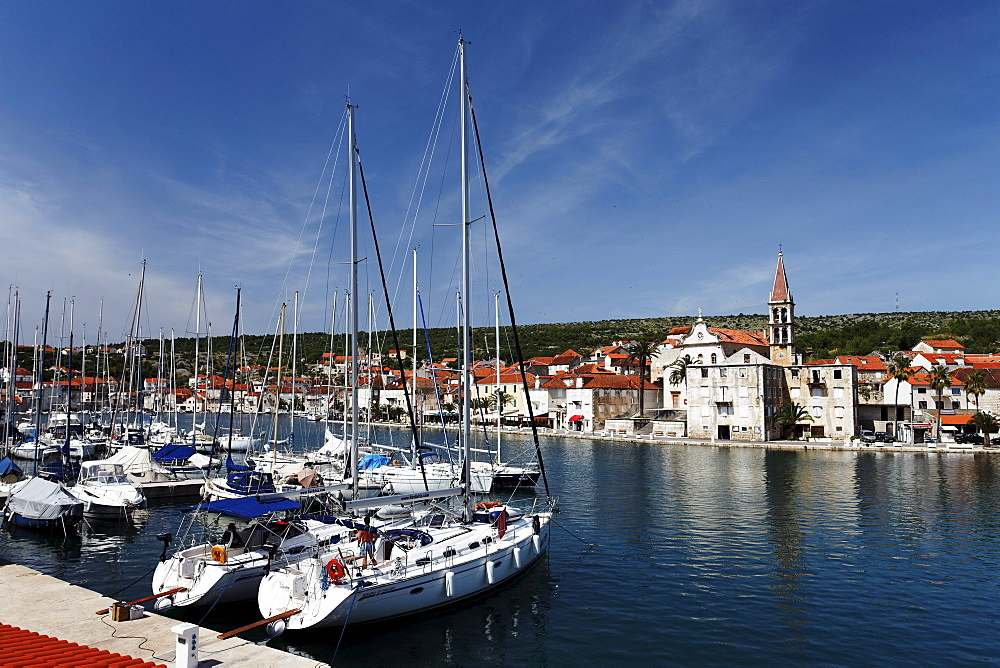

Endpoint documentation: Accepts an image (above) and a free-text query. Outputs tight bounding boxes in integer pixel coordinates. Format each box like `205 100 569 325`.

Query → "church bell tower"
769 250 795 365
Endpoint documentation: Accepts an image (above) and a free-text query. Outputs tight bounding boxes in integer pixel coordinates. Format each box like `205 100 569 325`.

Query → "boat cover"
182 496 301 519
106 445 157 473
153 443 197 463
358 454 390 471
0 457 22 476
317 429 347 456
6 477 84 520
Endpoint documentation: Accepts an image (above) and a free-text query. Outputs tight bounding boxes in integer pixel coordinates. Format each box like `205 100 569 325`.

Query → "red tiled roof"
836 356 887 371
710 327 769 346
0 622 165 667
921 339 964 350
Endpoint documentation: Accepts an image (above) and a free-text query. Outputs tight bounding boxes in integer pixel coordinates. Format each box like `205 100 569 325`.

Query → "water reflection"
3 425 1000 664
762 451 808 632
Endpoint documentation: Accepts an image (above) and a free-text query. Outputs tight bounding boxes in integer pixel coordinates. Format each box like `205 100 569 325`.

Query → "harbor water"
2 421 999 665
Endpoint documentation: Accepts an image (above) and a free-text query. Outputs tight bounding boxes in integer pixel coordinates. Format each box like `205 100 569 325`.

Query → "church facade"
676 252 860 441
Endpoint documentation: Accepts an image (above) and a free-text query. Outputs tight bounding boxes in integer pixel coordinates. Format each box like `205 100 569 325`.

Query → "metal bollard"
172 623 199 668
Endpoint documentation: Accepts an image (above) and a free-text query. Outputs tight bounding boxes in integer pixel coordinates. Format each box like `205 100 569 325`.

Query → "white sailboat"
257 42 553 631
152 505 359 607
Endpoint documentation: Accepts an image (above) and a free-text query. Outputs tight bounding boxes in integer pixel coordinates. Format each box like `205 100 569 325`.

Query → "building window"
918 400 927 409
739 368 747 378
952 401 960 409
917 388 926 394
791 369 799 379
835 406 844 418
711 353 718 364
951 388 961 395
701 368 709 378
833 369 842 379
744 354 751 363
812 406 822 417
719 367 727 378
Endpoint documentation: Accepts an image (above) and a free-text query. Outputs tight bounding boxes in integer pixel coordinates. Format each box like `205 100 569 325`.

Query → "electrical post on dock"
172 623 199 668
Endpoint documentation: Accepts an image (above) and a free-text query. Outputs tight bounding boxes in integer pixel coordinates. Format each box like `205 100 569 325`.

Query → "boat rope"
552 519 597 549
467 90 551 502
418 293 455 461
330 580 365 663
356 149 428 491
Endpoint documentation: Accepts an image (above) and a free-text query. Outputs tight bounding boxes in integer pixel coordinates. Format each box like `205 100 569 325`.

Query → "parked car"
860 430 877 444
874 431 895 443
954 433 984 445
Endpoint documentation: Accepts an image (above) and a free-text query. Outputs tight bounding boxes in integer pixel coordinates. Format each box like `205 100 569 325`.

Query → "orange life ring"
326 558 346 582
210 545 227 564
475 501 503 510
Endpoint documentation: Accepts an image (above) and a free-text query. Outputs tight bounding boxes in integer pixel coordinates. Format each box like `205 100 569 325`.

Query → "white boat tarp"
105 446 160 474
317 429 347 457
6 477 83 520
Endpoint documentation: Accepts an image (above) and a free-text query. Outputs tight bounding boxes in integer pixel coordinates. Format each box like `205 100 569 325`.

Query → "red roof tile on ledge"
0 623 166 667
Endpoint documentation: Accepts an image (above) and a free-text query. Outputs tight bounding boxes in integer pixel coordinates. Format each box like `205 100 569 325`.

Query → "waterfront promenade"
0 559 321 667
392 421 998 454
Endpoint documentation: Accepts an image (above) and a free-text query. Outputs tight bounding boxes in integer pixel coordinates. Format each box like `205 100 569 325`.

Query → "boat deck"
0 560 322 667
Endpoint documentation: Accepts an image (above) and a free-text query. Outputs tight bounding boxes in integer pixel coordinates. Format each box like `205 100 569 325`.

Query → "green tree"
927 365 953 442
969 411 999 447
668 354 694 388
886 354 913 440
774 402 812 440
625 341 659 417
493 389 514 414
964 370 986 411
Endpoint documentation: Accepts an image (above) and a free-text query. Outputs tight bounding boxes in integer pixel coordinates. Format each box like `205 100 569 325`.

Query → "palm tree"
964 370 986 411
668 354 694 387
969 411 999 447
774 402 812 440
927 365 953 442
494 389 514 414
886 354 913 441
625 341 659 417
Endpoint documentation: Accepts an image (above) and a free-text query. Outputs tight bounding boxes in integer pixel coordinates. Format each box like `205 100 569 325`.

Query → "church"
653 252 859 441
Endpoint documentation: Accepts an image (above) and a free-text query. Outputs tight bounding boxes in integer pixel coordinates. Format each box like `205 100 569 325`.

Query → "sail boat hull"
258 512 550 629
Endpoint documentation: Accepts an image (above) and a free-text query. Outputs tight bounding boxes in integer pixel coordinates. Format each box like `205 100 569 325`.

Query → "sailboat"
3 292 85 532
257 40 553 630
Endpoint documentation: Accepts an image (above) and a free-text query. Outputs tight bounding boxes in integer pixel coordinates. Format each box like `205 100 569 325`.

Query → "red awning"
941 414 974 425
568 414 584 422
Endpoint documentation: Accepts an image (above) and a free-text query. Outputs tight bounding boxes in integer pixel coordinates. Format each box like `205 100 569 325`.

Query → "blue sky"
1 1 997 342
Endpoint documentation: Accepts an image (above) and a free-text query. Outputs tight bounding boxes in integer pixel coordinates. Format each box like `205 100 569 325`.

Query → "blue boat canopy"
152 443 197 463
182 497 301 520
0 457 23 476
225 470 277 495
358 454 390 471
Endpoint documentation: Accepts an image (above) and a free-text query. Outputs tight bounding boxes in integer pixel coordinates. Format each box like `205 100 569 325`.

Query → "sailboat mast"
495 292 501 462
412 247 418 461
272 304 285 469
34 291 51 474
291 290 298 446
64 298 74 465
459 36 472 520
192 273 202 448
348 98 360 502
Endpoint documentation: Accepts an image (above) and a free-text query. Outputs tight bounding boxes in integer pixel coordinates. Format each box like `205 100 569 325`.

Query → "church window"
711 354 717 364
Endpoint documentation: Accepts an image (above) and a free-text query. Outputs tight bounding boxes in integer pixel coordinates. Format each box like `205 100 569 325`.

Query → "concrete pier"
0 560 323 667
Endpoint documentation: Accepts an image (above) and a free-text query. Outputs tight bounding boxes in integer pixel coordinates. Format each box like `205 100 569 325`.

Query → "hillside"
153 309 1000 371
13 310 999 381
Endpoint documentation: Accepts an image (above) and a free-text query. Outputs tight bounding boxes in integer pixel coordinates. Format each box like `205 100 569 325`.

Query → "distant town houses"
4 253 999 446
